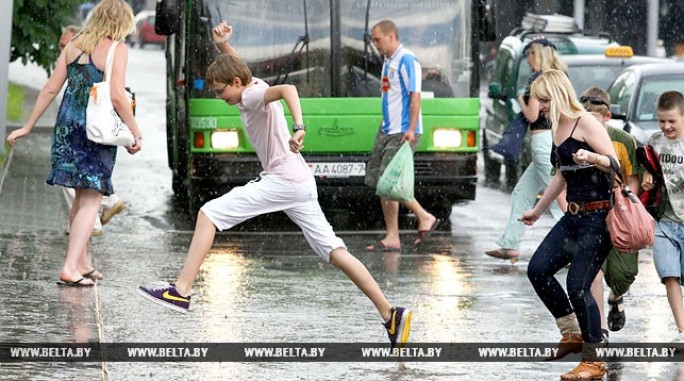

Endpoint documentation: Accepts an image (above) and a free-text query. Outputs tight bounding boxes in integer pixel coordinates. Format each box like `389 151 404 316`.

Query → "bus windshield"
193 0 471 98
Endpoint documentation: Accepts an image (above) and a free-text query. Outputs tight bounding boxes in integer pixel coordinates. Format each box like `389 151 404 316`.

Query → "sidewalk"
0 82 63 210
0 130 66 231
0 87 104 380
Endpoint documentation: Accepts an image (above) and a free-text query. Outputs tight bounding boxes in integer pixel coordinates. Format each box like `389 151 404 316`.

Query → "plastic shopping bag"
375 142 415 202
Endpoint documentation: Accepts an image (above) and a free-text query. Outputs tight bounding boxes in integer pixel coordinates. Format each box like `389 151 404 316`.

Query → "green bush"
12 0 82 75
7 83 24 122
0 141 9 172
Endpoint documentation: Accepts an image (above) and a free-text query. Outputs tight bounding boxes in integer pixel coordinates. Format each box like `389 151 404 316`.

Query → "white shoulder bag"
85 41 135 146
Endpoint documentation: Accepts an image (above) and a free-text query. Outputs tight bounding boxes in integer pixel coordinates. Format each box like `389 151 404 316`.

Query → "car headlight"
211 130 239 149
433 129 462 148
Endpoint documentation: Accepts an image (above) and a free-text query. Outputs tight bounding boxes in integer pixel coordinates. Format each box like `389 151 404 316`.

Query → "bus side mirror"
488 82 505 100
155 0 180 36
478 0 497 42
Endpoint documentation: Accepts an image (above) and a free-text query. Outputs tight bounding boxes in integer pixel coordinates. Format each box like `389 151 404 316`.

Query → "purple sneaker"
384 306 412 349
137 281 190 313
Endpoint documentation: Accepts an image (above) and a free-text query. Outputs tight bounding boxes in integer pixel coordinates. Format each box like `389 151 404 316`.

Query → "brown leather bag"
605 157 655 252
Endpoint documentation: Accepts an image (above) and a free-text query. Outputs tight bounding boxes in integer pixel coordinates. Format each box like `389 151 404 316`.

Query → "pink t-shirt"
236 78 312 183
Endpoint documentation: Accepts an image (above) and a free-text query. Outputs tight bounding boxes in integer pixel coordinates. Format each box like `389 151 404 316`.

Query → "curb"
0 127 53 202
0 145 13 198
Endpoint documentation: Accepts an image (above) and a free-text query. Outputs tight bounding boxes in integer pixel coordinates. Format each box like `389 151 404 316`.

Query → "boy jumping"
137 21 411 348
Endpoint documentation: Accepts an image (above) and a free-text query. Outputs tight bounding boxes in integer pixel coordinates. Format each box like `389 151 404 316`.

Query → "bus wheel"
504 161 522 192
188 181 222 214
172 172 187 198
483 154 501 187
187 180 205 214
427 200 453 220
482 136 501 186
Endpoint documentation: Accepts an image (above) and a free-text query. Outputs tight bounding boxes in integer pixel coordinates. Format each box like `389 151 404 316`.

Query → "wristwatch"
292 123 306 132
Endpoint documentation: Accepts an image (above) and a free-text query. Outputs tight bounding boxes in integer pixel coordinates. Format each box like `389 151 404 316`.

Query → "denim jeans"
527 210 612 344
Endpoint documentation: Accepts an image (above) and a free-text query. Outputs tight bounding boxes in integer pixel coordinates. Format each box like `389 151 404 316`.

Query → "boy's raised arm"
212 21 239 56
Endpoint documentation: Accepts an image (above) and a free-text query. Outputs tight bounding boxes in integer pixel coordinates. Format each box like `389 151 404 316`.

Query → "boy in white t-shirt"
643 91 684 342
137 21 411 348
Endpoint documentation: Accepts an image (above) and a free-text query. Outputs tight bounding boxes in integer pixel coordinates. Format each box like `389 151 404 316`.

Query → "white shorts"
200 175 346 262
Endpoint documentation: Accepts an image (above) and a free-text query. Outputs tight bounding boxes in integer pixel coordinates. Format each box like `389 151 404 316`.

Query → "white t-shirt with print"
648 132 684 222
236 78 312 183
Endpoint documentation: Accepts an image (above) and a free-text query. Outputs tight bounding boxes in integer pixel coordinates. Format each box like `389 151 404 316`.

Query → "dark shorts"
600 248 638 296
364 128 420 189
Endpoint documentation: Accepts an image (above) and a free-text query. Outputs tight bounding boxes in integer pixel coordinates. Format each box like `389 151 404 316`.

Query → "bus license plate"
310 162 366 178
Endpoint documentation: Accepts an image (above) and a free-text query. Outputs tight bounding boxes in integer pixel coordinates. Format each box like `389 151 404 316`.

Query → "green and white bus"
155 0 495 217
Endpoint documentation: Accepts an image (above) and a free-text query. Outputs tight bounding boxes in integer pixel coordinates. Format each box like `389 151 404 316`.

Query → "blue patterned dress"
47 53 117 195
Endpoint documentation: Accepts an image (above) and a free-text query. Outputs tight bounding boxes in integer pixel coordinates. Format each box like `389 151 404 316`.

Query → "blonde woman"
486 37 567 262
6 0 142 286
520 69 618 380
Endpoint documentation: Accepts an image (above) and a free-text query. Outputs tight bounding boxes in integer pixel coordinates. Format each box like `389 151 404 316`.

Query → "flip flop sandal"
484 248 520 264
365 241 401 252
56 277 95 287
82 269 104 280
414 218 441 247
607 296 626 332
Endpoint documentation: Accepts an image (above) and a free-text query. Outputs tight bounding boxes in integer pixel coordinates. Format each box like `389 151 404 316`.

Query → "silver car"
608 62 684 144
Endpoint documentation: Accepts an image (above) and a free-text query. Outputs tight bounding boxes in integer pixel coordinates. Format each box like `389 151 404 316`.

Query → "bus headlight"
211 130 239 149
433 129 462 148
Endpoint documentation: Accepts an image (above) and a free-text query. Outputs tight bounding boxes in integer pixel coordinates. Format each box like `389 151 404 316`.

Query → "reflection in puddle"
197 250 252 342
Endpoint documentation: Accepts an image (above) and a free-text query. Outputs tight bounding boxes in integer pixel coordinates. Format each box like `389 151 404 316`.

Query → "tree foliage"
11 0 83 75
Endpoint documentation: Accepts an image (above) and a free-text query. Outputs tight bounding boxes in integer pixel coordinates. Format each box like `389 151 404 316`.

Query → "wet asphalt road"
1 47 684 381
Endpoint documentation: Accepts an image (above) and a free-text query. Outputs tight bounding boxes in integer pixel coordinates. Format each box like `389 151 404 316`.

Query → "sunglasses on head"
579 96 608 107
523 37 557 55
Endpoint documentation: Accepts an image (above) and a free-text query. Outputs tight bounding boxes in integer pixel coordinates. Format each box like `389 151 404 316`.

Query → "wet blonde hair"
206 53 253 88
527 43 567 73
77 0 135 53
530 69 585 133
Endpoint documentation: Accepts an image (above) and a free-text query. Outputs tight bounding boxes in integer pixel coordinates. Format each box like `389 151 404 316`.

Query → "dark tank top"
523 72 551 131
551 117 612 203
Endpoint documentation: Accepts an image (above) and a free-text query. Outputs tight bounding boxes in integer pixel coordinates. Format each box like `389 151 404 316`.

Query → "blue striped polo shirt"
380 44 422 135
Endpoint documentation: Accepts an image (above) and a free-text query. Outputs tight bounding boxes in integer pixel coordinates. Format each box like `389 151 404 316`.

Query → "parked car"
130 10 165 48
607 62 684 145
483 13 617 188
550 48 669 97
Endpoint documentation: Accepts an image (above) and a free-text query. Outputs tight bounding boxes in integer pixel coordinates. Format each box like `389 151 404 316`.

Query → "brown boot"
560 361 606 380
546 333 583 361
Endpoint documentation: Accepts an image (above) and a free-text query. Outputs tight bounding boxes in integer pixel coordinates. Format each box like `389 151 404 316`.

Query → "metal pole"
0 0 14 154
330 0 341 97
647 0 659 56
574 0 585 31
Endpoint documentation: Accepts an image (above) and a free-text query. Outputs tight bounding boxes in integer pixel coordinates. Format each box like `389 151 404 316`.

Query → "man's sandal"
607 296 626 332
